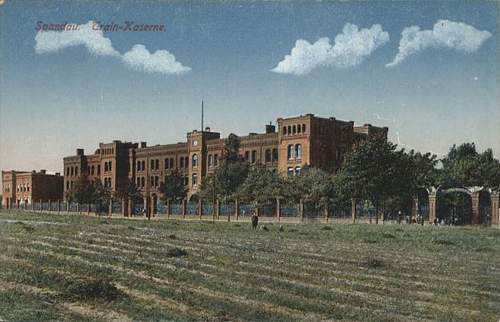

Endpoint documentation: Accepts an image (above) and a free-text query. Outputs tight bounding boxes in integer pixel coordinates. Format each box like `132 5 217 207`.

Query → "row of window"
90 165 101 176
283 124 307 135
101 148 114 155
287 166 302 176
287 144 302 160
207 154 219 167
136 175 190 189
66 181 74 190
104 161 113 172
16 184 30 193
66 166 79 177
137 156 191 172
103 177 112 188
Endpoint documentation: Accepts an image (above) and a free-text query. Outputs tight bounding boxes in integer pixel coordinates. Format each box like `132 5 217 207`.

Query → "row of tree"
67 133 500 218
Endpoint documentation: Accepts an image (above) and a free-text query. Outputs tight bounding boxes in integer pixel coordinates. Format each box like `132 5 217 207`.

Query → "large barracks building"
62 114 387 202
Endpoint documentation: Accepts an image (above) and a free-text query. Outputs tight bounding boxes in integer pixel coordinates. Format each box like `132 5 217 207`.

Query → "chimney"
205 126 211 132
40 169 46 174
265 122 276 134
76 148 84 156
140 142 147 148
55 172 60 176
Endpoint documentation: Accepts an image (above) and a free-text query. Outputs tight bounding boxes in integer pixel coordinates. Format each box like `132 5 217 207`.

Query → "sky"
0 0 498 181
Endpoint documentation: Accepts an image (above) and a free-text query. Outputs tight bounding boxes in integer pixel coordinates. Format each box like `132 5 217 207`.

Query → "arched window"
287 167 294 176
150 159 155 170
70 167 74 176
295 166 302 176
192 173 198 186
265 149 272 163
295 144 302 159
283 126 287 135
287 126 291 135
251 150 257 163
192 154 198 168
66 167 70 176
302 124 306 133
292 125 296 134
272 148 278 162
155 159 159 170
287 144 294 160
297 124 301 133
245 151 250 161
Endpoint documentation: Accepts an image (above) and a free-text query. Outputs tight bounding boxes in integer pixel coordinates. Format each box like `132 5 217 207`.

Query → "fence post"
324 203 329 223
216 199 220 220
108 199 113 217
351 199 357 223
167 199 171 219
128 199 133 217
39 199 43 213
198 198 203 220
276 198 281 222
31 200 34 212
57 200 61 214
233 199 239 222
48 200 52 213
77 202 80 214
87 203 91 216
182 198 187 219
299 199 304 222
66 201 70 213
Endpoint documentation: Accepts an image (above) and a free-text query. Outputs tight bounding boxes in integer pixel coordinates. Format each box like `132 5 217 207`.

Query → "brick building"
63 113 387 206
1 170 64 208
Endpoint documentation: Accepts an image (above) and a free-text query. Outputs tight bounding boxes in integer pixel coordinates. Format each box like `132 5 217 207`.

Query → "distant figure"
279 225 284 232
251 212 259 230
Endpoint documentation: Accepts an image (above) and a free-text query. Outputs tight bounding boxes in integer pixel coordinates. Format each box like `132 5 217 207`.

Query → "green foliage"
237 164 284 206
440 143 500 189
285 166 336 207
199 134 249 202
159 170 188 202
66 175 111 207
114 179 142 204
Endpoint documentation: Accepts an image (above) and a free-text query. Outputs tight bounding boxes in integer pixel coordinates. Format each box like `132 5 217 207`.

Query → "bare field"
0 211 499 321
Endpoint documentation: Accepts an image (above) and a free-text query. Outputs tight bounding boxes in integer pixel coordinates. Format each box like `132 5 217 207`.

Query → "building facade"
1 170 64 208
62 114 387 203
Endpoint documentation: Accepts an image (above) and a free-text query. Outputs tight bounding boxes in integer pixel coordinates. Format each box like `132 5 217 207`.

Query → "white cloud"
271 23 389 75
35 21 120 57
122 45 191 75
387 20 491 67
34 20 190 75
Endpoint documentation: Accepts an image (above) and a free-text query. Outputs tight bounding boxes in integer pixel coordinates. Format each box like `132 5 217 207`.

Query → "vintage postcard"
0 0 499 321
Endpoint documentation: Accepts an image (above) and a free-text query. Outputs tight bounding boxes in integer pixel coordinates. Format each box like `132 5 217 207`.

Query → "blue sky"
0 0 498 177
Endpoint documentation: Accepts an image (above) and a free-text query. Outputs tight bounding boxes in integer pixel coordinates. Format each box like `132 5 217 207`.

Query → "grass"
0 211 499 321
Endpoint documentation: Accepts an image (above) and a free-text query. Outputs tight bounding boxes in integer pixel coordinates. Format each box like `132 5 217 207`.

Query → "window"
283 126 287 135
180 156 184 168
66 181 69 190
155 176 159 187
170 158 174 169
295 166 302 176
214 154 218 166
105 162 108 172
97 165 101 175
141 177 145 187
165 158 169 169
155 159 159 170
192 173 197 186
272 148 278 162
184 176 189 186
150 176 154 187
302 124 306 133
251 150 257 163
297 124 301 133
208 154 213 167
184 157 189 168
245 151 250 161
141 161 145 171
75 166 78 176
295 144 302 159
192 154 198 168
287 167 294 176
151 159 155 170
136 177 140 187
287 144 294 160
265 149 271 163
292 125 296 134
70 167 74 176
66 167 70 176
287 126 291 135
91 165 95 175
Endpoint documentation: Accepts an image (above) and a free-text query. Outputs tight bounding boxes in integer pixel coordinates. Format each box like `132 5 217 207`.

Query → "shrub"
167 248 188 257
63 278 124 302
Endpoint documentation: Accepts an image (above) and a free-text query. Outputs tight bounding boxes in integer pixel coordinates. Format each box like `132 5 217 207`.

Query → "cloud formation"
387 20 491 67
122 45 191 75
35 21 190 75
271 23 389 75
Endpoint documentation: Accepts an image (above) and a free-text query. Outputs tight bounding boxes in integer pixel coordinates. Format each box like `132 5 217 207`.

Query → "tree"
285 167 336 209
159 170 188 203
237 164 284 212
92 179 111 214
114 179 142 215
334 138 412 223
199 134 249 202
66 174 95 204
